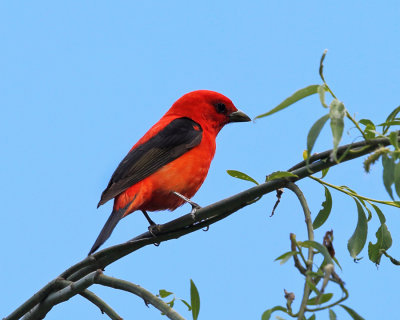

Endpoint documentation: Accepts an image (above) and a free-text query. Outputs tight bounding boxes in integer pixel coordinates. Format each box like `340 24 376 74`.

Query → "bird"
89 90 250 255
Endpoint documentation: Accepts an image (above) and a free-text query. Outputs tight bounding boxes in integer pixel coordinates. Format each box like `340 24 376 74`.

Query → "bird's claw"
172 191 202 221
148 224 161 246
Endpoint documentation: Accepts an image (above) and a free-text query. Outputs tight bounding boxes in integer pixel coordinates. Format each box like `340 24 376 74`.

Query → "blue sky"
2 1 399 319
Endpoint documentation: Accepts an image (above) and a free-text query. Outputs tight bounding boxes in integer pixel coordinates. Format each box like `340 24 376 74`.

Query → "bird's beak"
229 110 251 123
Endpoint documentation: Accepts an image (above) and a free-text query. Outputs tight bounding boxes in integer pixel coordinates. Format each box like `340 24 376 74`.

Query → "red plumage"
89 90 250 254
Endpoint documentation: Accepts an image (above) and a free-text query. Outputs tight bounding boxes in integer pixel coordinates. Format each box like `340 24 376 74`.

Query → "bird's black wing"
97 117 203 207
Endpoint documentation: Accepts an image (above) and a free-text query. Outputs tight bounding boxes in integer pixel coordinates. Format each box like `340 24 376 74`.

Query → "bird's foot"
172 191 201 221
148 224 161 246
141 210 160 246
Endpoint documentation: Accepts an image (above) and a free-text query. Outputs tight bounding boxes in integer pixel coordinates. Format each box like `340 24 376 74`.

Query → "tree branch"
285 183 314 320
5 136 397 320
95 273 186 320
23 270 102 320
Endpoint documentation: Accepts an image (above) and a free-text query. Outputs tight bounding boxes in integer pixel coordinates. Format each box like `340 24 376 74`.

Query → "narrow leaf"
382 105 400 134
329 309 337 320
329 99 346 160
371 203 386 224
308 314 316 320
321 168 329 178
307 293 333 305
368 223 392 265
227 170 259 185
340 305 365 320
382 155 395 200
180 299 192 311
275 251 298 265
318 84 328 108
359 119 375 127
347 199 368 259
378 120 400 127
395 161 400 198
190 279 200 320
159 289 173 298
389 131 399 150
261 306 287 320
266 171 298 181
319 49 328 83
299 240 333 265
313 186 332 229
255 85 320 119
307 114 330 156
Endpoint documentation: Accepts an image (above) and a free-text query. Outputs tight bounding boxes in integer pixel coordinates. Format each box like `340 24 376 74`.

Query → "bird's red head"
166 90 250 135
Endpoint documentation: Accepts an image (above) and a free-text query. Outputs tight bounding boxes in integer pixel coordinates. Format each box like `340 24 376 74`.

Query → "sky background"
1 1 400 319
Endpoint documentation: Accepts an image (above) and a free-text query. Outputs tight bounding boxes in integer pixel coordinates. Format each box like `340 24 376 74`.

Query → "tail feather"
88 208 125 255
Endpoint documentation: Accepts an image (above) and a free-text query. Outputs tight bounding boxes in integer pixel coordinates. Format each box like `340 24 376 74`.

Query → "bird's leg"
141 210 160 240
172 191 201 221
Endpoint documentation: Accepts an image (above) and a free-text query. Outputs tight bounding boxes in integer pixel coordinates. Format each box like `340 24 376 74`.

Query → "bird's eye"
215 102 227 114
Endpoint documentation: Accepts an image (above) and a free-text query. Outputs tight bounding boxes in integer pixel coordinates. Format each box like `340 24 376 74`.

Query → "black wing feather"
97 117 203 207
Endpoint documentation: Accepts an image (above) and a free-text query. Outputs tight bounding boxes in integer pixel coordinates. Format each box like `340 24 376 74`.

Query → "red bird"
89 90 250 254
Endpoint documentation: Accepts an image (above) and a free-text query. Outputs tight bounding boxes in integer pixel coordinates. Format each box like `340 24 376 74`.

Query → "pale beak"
229 110 251 123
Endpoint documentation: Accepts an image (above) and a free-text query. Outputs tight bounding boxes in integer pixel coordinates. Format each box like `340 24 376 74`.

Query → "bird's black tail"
88 208 125 255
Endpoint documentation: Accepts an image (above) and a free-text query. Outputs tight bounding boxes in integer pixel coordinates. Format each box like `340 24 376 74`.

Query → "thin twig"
79 290 122 320
54 280 122 320
285 183 314 320
2 278 62 320
95 273 185 320
23 271 102 320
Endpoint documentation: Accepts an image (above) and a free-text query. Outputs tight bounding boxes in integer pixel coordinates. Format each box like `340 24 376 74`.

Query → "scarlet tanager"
89 90 250 255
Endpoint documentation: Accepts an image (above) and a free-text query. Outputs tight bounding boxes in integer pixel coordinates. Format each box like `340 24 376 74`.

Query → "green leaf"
318 84 328 108
266 171 298 181
313 186 332 229
382 155 395 200
389 131 399 150
190 279 200 320
347 199 368 259
371 203 386 224
168 298 175 308
364 124 376 139
261 306 287 320
340 305 365 320
180 299 192 311
307 114 330 156
359 119 377 139
321 168 329 178
378 120 400 127
359 119 375 127
382 105 400 134
329 99 346 160
368 223 392 265
329 309 337 320
332 256 342 270
307 293 333 305
306 279 320 295
227 170 259 185
395 161 400 198
299 240 333 265
275 251 298 265
308 314 316 320
158 289 173 298
319 49 328 83
255 85 320 119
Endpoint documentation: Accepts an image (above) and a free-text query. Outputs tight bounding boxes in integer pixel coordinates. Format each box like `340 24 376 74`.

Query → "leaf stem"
346 111 368 140
309 176 400 208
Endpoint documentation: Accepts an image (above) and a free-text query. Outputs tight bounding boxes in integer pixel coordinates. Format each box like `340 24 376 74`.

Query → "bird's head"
167 90 251 135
